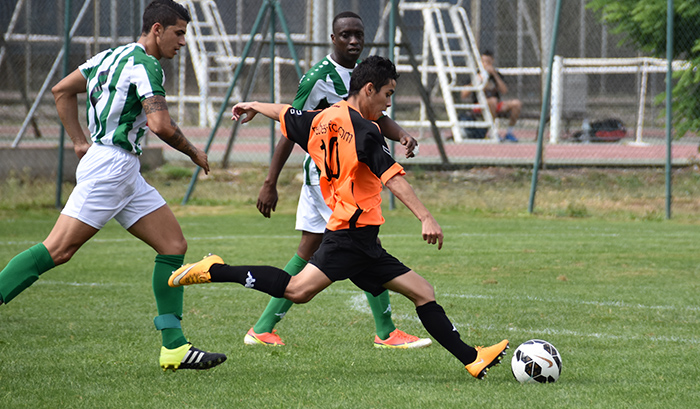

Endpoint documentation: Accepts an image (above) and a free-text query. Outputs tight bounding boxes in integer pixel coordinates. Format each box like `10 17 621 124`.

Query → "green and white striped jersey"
79 43 166 155
291 55 354 186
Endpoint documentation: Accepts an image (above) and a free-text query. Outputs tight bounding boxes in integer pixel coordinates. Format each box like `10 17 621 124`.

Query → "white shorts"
61 144 166 230
295 184 332 234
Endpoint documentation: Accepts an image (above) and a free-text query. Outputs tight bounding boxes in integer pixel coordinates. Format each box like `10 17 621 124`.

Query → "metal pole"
182 2 271 204
528 0 563 214
269 1 276 163
222 11 272 169
665 0 673 219
56 0 72 208
221 1 303 169
273 1 303 79
389 0 396 211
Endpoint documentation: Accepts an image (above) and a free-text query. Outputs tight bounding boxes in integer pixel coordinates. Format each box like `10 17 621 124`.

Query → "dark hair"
348 55 399 97
481 49 494 57
332 11 362 33
141 0 191 34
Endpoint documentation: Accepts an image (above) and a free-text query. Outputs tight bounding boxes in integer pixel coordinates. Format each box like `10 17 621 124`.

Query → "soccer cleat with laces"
169 254 223 287
374 329 432 349
244 327 285 346
159 343 227 372
465 339 509 379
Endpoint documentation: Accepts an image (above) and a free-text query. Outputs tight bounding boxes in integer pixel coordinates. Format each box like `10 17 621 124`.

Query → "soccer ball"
511 339 562 383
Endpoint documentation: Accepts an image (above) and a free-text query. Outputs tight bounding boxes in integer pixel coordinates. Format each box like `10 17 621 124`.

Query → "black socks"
416 301 477 365
209 264 291 298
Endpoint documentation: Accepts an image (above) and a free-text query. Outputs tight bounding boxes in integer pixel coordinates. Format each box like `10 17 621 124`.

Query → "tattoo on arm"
142 96 168 115
165 118 198 158
142 96 198 158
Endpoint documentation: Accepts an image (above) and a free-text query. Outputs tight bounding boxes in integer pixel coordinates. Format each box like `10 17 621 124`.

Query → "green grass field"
1 203 698 408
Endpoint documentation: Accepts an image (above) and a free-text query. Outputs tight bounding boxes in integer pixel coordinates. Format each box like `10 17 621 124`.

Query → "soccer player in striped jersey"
0 0 225 372
248 12 431 349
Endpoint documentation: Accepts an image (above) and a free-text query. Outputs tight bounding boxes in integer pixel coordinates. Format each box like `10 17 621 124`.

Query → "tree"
589 0 700 137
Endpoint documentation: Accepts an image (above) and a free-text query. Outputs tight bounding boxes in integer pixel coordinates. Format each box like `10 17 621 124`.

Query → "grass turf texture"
0 206 698 408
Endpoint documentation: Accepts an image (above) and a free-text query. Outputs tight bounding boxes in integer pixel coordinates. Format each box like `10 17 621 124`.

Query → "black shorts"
308 225 411 297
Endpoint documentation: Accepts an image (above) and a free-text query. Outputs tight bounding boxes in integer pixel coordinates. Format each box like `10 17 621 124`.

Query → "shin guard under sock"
253 254 307 334
0 243 55 304
416 301 477 365
153 254 187 349
366 290 396 340
209 264 291 298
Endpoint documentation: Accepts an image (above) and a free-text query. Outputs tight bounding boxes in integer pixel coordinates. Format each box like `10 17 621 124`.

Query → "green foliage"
588 0 700 137
1 211 699 408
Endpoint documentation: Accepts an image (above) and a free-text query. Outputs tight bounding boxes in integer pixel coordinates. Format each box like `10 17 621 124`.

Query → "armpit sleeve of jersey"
78 49 110 79
354 119 405 182
292 67 329 110
134 58 166 100
291 77 311 110
280 106 318 152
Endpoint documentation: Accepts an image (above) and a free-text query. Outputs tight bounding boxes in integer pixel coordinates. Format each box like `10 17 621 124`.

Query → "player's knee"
285 288 314 304
412 279 436 305
165 236 187 255
420 282 436 301
175 237 188 255
50 241 88 265
283 280 318 304
51 250 73 266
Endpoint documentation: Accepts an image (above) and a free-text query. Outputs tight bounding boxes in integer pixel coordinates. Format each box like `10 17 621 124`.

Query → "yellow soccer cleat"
465 339 509 379
169 254 223 287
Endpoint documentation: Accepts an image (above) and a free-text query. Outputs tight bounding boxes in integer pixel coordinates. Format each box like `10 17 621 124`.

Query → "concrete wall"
0 147 164 183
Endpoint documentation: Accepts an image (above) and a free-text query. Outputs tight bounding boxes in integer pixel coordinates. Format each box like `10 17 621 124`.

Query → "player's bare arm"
51 69 91 158
376 116 417 159
257 137 296 218
231 101 288 123
384 174 443 249
231 102 291 216
143 95 209 174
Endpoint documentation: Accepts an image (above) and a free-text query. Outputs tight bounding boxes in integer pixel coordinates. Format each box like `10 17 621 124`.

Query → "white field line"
0 234 301 246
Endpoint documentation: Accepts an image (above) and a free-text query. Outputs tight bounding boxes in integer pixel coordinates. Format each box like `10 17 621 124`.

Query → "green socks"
252 253 307 334
365 290 396 340
0 243 55 304
152 254 187 349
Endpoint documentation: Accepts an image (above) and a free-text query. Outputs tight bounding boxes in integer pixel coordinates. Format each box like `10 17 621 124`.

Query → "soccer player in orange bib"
170 56 508 379
247 12 427 349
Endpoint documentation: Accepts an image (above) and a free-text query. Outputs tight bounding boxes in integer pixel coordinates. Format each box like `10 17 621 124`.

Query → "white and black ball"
511 339 562 384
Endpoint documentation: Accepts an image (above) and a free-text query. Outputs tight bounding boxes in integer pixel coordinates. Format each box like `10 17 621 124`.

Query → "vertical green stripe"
96 51 133 143
303 155 313 185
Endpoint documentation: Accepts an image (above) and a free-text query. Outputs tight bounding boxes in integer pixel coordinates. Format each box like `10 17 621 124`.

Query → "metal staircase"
182 0 240 126
373 1 496 142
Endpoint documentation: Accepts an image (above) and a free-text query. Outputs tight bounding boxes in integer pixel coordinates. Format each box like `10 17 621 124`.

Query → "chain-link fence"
1 0 698 207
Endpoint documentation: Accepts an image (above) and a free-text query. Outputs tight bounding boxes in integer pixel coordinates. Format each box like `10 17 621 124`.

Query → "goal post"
548 56 689 145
